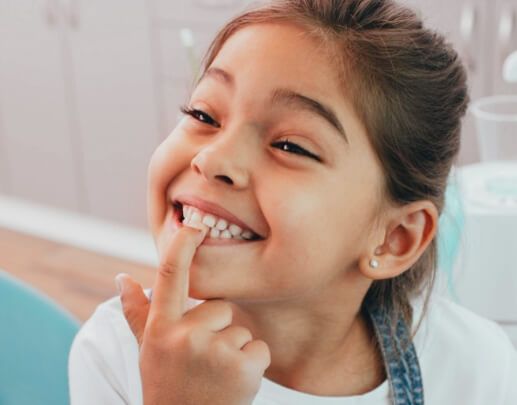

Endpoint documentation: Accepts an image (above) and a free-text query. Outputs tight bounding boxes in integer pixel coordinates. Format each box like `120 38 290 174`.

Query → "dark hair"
192 0 469 338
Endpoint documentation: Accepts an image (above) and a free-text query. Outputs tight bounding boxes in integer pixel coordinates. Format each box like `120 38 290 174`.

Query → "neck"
227 274 386 396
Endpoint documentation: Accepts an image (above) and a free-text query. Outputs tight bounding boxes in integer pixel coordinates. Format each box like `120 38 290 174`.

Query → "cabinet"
0 0 160 228
0 0 82 211
491 0 517 95
0 0 515 229
67 0 160 228
150 0 262 138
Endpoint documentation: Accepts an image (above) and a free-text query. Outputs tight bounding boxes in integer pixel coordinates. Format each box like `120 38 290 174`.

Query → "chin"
187 267 222 299
187 272 247 301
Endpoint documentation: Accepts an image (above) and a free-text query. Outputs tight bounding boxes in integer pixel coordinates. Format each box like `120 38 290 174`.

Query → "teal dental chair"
436 169 465 300
0 269 80 405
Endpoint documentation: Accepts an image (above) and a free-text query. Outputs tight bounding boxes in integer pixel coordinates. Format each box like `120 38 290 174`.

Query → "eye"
179 105 220 128
271 139 322 162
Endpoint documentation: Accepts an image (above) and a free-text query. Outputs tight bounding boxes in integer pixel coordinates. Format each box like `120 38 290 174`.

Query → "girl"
68 0 517 404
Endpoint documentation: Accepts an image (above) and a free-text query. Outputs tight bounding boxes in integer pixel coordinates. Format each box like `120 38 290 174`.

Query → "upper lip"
172 194 264 238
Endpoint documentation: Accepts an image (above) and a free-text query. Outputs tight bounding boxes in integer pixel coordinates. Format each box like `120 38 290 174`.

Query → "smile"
172 202 263 244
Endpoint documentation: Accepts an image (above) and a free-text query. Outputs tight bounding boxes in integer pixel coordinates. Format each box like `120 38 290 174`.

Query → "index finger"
149 221 208 324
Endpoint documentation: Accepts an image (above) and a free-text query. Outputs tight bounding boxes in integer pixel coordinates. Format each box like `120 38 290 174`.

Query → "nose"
190 126 255 188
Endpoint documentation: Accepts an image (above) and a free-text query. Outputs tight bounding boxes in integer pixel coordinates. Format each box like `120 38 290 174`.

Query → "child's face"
148 23 385 303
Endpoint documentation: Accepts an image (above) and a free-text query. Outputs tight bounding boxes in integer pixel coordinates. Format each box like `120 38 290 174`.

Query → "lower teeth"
180 219 253 240
177 205 257 240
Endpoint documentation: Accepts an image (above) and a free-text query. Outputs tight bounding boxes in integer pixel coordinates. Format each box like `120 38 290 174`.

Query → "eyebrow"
200 67 349 144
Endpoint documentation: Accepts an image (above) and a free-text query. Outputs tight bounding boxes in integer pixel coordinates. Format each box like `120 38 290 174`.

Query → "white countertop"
0 195 158 267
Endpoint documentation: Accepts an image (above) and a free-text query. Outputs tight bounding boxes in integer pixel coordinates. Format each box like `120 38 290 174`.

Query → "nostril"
216 175 233 185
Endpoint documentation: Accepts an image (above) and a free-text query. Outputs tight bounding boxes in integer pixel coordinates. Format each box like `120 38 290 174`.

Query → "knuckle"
211 337 230 358
255 339 270 352
257 340 272 361
209 300 233 320
247 340 271 365
174 323 204 352
193 300 233 325
237 326 253 342
144 322 203 356
158 261 181 277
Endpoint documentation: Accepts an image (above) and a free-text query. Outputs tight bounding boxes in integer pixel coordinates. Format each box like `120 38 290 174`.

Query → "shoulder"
73 292 137 349
418 294 510 344
68 292 145 404
412 294 517 404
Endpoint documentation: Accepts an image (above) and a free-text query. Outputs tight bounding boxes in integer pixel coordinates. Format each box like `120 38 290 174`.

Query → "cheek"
266 195 368 285
147 131 192 231
264 202 334 275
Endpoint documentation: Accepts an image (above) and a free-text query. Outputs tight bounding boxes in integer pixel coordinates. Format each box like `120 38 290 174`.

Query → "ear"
359 200 438 280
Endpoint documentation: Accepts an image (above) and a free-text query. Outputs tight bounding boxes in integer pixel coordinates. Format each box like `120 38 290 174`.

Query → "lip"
171 193 265 239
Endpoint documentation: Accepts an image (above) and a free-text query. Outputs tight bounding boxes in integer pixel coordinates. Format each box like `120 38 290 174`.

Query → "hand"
116 224 271 405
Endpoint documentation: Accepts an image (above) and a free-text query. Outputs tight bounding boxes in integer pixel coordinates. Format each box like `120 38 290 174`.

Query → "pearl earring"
369 259 379 268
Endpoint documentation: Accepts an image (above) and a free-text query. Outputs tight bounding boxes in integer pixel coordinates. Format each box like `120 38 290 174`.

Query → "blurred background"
0 0 516 352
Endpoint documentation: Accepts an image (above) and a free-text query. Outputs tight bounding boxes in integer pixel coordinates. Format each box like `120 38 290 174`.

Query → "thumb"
116 273 150 346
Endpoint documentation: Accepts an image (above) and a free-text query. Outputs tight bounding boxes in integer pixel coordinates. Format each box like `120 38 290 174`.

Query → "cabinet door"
0 105 10 194
158 22 218 135
66 0 161 228
491 0 517 94
154 0 265 138
0 0 82 210
398 0 492 165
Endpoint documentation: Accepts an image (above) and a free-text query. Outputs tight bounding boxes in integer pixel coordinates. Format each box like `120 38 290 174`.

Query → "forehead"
210 23 342 101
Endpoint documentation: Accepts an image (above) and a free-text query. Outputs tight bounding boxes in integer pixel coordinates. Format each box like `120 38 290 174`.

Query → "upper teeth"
182 205 256 240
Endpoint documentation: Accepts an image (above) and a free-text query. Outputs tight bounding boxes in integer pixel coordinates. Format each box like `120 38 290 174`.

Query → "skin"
118 22 438 403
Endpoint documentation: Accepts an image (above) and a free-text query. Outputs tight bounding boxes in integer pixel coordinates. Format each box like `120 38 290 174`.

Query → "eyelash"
179 105 322 162
180 105 221 128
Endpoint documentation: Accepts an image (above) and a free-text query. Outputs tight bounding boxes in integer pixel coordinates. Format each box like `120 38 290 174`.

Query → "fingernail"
183 215 209 240
115 273 129 293
193 227 208 247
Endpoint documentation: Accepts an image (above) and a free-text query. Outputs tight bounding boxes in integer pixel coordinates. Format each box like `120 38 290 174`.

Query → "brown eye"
179 105 220 128
271 140 321 162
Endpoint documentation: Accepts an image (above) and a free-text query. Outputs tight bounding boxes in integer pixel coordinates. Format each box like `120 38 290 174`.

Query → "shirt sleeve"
500 336 517 404
68 297 143 405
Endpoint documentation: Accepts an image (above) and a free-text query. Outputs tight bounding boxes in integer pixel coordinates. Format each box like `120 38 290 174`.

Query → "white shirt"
68 292 517 404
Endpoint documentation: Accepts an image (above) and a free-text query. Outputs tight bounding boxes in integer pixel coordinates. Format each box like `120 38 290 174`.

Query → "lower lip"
171 208 261 246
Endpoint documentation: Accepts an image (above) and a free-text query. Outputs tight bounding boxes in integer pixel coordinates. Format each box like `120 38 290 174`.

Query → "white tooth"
242 230 254 239
215 218 228 230
210 228 220 238
202 214 217 227
183 210 206 231
220 229 232 239
190 211 201 223
229 224 242 236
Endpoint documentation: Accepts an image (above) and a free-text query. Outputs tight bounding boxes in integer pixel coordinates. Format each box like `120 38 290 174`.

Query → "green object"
485 176 517 196
436 172 465 300
0 269 80 405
